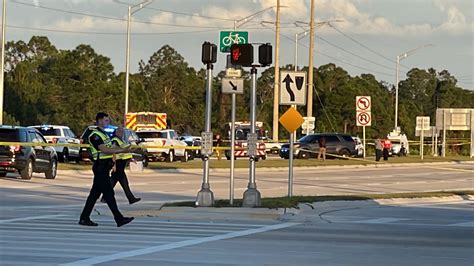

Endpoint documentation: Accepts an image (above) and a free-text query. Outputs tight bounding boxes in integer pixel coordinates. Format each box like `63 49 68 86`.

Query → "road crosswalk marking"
0 215 298 266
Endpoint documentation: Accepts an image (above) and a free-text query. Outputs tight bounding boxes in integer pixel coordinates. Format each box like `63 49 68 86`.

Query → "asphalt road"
0 162 473 265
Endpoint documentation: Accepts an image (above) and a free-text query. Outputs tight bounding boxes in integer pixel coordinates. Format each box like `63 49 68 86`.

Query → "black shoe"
79 219 98 226
116 217 134 227
129 197 141 205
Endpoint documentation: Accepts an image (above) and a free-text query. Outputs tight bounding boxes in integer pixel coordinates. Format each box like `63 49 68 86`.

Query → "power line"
11 1 226 29
6 24 219 35
274 27 394 77
329 23 411 70
315 34 400 73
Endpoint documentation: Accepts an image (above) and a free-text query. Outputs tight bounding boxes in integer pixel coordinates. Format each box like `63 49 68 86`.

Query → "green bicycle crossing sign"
219 31 248 52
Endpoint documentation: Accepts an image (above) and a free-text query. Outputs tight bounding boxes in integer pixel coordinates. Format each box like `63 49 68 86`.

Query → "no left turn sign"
356 96 371 111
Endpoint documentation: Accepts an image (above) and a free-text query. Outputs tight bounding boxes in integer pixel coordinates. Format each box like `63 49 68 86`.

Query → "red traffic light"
230 44 253 67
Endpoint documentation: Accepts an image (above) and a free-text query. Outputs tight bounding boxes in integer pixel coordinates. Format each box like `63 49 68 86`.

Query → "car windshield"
298 135 316 143
35 127 61 136
0 129 20 141
136 131 166 139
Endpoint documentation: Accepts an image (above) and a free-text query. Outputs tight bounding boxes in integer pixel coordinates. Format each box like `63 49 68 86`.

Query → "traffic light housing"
230 44 253 67
201 42 217 64
258 43 272 67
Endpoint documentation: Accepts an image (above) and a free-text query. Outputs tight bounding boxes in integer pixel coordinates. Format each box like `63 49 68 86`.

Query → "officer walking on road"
78 112 134 227
101 126 141 204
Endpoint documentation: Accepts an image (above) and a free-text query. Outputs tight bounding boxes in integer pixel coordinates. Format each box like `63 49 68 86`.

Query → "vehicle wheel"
45 159 57 179
271 147 279 154
261 155 267 160
142 158 149 168
0 172 7 177
180 151 188 162
167 150 174 162
59 148 69 163
20 159 33 180
339 149 350 159
299 151 310 159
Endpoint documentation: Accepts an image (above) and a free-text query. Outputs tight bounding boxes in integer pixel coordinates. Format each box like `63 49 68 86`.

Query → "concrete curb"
59 160 474 175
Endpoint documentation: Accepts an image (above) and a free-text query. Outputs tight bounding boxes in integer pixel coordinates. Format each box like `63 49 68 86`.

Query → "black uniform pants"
375 149 382 161
80 159 123 221
110 159 136 202
383 148 389 161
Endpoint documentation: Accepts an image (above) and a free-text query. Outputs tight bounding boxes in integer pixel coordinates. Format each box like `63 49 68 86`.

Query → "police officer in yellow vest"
79 112 134 227
101 126 141 204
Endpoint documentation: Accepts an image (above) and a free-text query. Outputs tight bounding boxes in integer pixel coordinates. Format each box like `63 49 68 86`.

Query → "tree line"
3 36 473 140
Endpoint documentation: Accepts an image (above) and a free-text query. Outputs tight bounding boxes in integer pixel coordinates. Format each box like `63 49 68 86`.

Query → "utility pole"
123 0 151 125
306 0 315 134
0 0 6 124
272 0 281 141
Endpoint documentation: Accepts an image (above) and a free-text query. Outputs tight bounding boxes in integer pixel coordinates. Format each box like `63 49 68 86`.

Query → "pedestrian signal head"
201 42 217 64
230 44 253 67
258 43 272 67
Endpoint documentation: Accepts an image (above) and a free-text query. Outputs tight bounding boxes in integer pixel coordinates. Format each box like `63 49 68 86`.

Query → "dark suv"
279 133 357 159
0 126 58 179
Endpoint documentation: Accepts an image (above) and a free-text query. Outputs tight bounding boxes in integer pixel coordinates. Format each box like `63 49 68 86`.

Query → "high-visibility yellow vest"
111 136 133 160
89 130 114 160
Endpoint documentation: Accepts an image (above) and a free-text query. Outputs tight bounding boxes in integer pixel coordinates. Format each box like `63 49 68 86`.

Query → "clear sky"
4 0 474 90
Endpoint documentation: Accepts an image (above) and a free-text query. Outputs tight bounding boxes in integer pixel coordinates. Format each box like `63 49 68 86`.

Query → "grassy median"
163 190 474 209
58 155 474 170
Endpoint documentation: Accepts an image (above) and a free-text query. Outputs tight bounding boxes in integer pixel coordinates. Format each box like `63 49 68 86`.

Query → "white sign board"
225 68 242 78
436 108 473 131
247 133 258 156
301 116 315 130
222 78 244 94
201 132 213 156
356 96 371 112
280 71 307 106
416 116 430 131
356 111 372 126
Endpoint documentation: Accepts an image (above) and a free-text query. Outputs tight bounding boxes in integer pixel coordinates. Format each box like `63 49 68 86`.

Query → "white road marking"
353 218 409 224
448 221 474 227
0 214 68 224
60 222 299 266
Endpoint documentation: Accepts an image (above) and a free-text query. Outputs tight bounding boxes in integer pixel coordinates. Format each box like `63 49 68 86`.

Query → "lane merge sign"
280 71 307 106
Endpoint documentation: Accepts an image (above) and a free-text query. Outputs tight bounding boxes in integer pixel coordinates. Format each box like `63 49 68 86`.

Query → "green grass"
57 155 474 170
164 190 474 209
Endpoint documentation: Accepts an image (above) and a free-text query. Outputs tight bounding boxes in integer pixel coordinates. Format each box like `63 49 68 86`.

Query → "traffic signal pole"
196 62 215 207
242 66 262 207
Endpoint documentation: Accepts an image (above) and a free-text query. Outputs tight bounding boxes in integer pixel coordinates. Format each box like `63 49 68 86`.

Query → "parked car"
29 125 81 163
0 125 58 179
179 135 202 160
136 129 188 162
279 133 357 159
352 136 364 157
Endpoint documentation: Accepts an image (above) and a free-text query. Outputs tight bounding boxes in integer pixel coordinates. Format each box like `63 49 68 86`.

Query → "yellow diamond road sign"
279 107 305 133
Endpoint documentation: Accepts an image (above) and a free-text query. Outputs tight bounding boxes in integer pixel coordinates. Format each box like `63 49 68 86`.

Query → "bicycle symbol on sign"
222 32 246 46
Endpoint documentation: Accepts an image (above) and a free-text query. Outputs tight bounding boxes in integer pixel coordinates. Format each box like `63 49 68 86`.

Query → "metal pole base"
196 188 214 207
242 187 261 207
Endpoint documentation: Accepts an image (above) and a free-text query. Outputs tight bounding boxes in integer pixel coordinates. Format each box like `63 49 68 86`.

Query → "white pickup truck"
136 129 188 162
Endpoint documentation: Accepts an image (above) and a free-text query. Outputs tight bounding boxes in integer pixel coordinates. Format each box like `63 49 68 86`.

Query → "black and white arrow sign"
222 77 244 94
280 71 307 106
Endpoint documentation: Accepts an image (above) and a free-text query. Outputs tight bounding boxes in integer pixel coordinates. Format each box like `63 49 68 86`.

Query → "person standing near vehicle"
214 134 223 160
101 126 141 205
375 137 383 161
78 112 134 227
383 138 392 161
317 136 327 161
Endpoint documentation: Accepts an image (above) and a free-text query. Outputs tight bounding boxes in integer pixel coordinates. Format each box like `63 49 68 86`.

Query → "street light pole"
123 0 151 124
394 44 433 131
0 0 6 124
